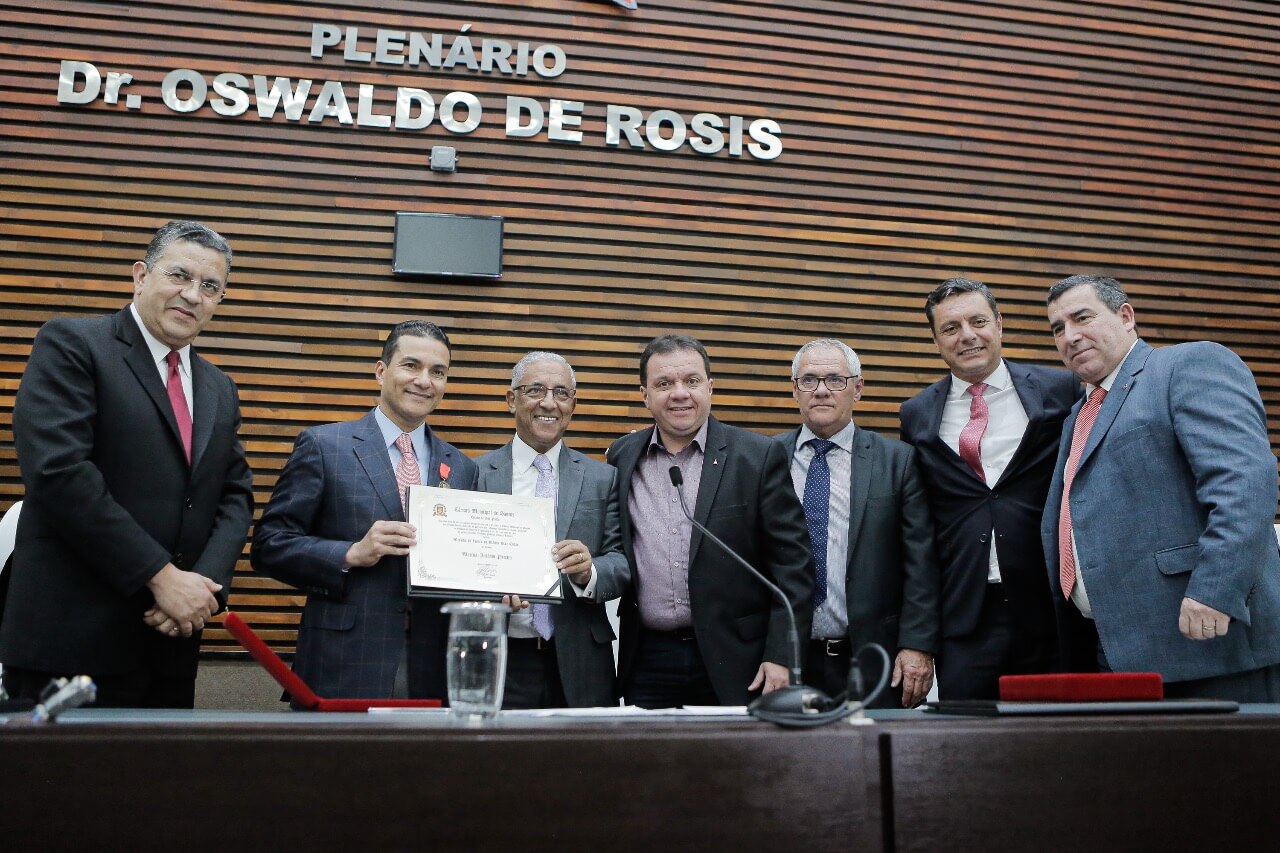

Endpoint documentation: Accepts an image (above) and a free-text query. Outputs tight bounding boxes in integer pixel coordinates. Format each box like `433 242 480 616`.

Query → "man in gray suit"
777 339 939 707
474 351 626 708
1042 275 1280 701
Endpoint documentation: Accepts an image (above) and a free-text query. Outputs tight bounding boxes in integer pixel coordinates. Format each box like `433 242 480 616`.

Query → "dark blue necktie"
803 438 835 608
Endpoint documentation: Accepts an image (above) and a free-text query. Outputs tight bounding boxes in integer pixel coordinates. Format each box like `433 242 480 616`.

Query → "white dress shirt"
509 434 563 638
789 420 855 640
938 359 1028 583
130 303 193 418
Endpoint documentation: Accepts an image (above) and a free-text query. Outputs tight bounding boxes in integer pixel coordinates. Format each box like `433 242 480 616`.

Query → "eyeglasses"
152 264 226 302
512 384 576 402
794 374 858 392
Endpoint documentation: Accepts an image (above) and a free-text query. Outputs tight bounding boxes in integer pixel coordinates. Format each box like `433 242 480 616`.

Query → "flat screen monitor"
392 213 503 278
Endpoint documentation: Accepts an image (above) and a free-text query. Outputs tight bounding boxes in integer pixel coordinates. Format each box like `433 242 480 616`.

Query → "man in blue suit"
1043 275 1280 701
475 351 627 708
252 320 478 701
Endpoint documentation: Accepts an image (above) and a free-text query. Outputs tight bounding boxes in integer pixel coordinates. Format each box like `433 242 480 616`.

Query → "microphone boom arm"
668 466 803 687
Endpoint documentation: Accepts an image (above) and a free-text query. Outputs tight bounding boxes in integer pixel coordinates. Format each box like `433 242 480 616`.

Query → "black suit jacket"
776 426 939 657
899 361 1079 640
1 306 253 678
251 411 478 700
604 416 813 705
474 441 627 707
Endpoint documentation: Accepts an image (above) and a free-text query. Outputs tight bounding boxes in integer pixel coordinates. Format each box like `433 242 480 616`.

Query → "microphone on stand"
667 465 831 720
31 675 97 723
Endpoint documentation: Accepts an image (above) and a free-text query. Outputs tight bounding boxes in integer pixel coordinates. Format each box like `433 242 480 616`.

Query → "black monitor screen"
392 213 503 279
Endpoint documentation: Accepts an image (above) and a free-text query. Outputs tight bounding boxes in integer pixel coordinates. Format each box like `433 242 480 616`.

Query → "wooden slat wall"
1 0 1276 654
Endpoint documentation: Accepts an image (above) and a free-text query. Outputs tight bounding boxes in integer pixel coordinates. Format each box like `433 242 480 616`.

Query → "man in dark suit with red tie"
900 278 1080 699
1 220 253 708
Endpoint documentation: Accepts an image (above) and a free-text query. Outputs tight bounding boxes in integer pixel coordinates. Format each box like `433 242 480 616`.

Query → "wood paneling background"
1 0 1276 654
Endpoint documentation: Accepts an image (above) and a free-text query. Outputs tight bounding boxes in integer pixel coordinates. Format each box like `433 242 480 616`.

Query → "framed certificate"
405 486 563 602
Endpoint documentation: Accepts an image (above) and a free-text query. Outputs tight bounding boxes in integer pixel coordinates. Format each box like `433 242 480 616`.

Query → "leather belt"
811 638 852 657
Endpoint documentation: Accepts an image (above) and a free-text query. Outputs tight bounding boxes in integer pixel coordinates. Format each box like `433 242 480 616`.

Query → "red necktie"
394 433 421 514
1058 387 1108 599
958 382 989 482
165 351 192 465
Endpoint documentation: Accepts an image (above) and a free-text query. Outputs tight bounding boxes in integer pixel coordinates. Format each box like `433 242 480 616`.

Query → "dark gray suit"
251 410 477 700
1 306 252 683
474 441 626 707
776 426 940 666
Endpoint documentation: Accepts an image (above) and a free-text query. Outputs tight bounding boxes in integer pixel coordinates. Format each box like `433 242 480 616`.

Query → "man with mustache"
475 351 627 708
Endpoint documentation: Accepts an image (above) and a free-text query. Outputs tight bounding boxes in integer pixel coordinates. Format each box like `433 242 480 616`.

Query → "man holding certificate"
473 351 627 708
251 320 477 702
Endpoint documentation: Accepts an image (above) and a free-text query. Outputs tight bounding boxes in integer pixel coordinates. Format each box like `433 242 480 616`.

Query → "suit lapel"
1077 341 1150 473
353 411 403 520
923 375 982 483
116 308 187 464
556 447 585 540
923 377 949 439
612 427 652 537
846 426 873 556
479 442 515 494
189 353 218 471
688 417 728 566
424 426 462 488
779 427 799 459
998 361 1044 485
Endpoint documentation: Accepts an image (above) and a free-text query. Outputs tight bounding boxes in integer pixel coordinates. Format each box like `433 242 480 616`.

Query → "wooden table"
0 710 883 852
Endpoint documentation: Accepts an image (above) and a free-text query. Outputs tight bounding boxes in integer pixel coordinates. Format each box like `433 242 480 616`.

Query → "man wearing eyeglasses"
899 278 1080 700
1 220 253 708
777 339 939 707
252 320 477 703
473 351 627 707
597 334 813 708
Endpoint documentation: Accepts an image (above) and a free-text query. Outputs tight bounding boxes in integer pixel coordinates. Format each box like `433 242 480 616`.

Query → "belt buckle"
825 639 844 657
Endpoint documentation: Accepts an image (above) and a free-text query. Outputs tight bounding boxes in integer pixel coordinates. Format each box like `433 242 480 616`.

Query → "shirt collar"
373 406 426 452
512 433 562 472
948 359 1011 400
129 302 191 375
647 418 710 454
797 419 856 453
1090 340 1141 395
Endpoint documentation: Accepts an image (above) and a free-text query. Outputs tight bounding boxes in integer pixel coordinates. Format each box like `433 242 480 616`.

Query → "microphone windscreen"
669 466 683 487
